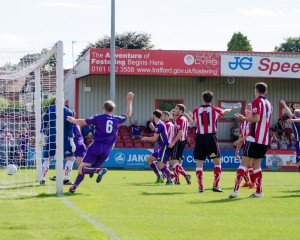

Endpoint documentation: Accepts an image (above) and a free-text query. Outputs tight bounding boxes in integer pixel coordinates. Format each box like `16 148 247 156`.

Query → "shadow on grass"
0 183 43 190
189 198 243 204
129 182 165 186
141 191 186 196
281 189 300 193
217 187 233 191
1 192 86 200
271 194 300 199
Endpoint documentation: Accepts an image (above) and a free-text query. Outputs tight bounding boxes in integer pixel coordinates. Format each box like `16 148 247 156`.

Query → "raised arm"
184 111 194 124
126 92 134 119
129 116 133 125
280 100 293 118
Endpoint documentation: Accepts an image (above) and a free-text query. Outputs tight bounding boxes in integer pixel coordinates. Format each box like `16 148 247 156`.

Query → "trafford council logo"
184 54 195 65
115 152 125 163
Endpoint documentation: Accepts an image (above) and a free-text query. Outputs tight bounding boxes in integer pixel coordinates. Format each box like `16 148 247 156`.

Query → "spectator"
129 116 142 139
230 123 240 142
289 132 295 142
0 126 14 165
27 136 36 167
145 117 155 133
274 118 285 133
270 131 279 149
288 139 295 149
19 127 29 164
278 131 289 149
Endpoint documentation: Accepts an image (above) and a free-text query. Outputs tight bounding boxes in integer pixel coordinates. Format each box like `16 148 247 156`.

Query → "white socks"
64 160 74 180
42 161 50 180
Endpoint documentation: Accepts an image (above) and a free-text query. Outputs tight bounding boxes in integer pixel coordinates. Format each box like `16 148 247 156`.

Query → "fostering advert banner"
89 48 220 77
101 149 266 169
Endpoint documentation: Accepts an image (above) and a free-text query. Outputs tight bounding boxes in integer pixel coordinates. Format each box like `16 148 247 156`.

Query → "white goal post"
0 41 64 197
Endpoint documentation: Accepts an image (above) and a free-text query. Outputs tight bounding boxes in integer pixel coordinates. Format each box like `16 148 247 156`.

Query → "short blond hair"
103 101 115 113
294 109 300 118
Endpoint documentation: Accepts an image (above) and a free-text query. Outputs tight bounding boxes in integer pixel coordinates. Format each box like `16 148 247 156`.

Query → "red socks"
234 166 246 192
213 165 222 188
196 168 203 190
252 168 262 194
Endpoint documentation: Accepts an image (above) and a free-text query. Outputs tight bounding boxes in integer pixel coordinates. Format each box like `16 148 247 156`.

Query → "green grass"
1 169 300 240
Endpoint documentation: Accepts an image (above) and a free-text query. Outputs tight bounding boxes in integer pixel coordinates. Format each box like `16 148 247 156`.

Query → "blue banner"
102 149 154 168
102 148 266 169
46 148 266 169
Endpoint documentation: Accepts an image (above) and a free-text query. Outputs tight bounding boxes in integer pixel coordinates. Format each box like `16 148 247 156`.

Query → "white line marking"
59 194 121 240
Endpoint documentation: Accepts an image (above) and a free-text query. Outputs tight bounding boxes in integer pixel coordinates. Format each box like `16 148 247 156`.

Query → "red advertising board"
89 49 220 76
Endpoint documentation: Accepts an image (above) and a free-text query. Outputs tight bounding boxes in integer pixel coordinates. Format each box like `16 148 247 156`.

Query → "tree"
227 32 253 51
274 37 300 52
77 31 154 60
19 48 55 67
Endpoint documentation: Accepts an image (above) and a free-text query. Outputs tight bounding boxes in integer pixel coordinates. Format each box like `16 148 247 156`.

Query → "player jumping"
67 92 134 193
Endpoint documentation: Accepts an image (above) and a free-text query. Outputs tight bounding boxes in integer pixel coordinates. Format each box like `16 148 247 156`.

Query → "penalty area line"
59 194 121 240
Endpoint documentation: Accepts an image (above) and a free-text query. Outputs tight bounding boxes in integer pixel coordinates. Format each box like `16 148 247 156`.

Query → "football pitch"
1 169 299 240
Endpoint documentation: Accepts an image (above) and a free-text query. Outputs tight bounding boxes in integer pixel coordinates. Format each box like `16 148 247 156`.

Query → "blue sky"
1 0 300 68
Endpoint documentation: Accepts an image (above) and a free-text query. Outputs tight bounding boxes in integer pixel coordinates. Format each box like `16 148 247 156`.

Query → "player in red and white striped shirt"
229 82 272 198
169 104 191 185
188 91 235 193
234 103 252 158
233 103 254 188
162 111 175 144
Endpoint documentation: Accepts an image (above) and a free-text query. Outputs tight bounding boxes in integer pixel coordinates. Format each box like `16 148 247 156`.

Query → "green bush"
0 97 9 112
158 101 179 112
42 96 56 113
7 102 27 112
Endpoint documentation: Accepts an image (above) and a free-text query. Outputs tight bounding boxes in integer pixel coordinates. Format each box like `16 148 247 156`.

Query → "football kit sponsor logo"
115 152 125 163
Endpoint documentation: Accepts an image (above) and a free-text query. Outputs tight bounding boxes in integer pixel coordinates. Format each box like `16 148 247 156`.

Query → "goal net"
0 41 64 197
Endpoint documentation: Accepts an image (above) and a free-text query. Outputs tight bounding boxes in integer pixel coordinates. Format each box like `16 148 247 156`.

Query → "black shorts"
170 140 187 161
242 141 268 159
194 134 220 160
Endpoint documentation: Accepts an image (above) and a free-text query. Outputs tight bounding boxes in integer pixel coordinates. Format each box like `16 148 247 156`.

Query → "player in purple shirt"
142 110 174 185
49 111 87 181
72 111 87 166
281 100 300 172
67 92 134 193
